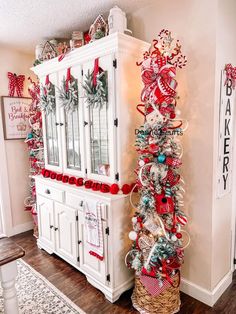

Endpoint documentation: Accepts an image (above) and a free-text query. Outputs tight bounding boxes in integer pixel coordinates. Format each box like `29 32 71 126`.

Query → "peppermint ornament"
176 215 188 226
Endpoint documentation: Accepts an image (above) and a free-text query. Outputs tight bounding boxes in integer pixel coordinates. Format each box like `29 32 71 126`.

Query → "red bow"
225 64 236 89
141 56 177 105
8 72 25 97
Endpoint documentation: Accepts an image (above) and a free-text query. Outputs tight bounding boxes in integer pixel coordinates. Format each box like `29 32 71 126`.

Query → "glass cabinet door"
59 65 85 176
45 110 59 166
83 54 116 183
89 104 110 176
65 107 81 170
41 73 62 172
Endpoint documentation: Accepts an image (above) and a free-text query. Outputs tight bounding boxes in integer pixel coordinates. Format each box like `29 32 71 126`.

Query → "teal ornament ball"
157 154 166 163
27 133 34 139
142 195 150 205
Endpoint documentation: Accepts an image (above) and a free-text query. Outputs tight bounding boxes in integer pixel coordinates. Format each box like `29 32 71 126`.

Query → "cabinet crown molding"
31 32 150 77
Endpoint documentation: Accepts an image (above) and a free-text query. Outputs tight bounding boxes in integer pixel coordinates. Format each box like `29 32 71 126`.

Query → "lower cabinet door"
78 210 107 285
37 195 55 251
54 202 78 264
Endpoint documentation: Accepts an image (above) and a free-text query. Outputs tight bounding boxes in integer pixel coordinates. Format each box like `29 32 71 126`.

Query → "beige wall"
0 46 35 234
211 0 236 289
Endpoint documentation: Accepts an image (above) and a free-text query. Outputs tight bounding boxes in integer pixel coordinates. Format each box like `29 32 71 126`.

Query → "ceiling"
0 0 152 54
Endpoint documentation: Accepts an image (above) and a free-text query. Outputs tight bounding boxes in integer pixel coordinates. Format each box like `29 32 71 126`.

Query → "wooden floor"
11 231 236 314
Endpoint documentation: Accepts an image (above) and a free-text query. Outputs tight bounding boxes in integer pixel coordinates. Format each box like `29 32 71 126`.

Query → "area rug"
0 259 86 313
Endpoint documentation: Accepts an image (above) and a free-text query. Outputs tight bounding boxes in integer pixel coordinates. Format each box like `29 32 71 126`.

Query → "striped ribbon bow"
141 56 177 105
8 72 25 97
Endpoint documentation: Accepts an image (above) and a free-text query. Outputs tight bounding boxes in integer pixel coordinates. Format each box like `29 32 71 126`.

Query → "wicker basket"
131 274 180 314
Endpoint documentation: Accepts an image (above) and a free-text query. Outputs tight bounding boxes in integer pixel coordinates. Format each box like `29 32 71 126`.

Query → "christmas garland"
40 76 56 114
126 30 189 302
58 69 78 112
82 59 108 109
41 168 136 195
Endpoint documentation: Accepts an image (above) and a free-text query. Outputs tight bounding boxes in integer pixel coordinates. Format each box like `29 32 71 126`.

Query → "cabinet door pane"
90 104 110 176
45 110 59 166
65 106 81 170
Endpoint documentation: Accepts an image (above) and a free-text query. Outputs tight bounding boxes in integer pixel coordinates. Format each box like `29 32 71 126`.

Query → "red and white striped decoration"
176 215 188 226
8 72 25 97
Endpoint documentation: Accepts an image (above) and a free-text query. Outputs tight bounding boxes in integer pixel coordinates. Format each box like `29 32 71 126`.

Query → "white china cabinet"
32 32 149 302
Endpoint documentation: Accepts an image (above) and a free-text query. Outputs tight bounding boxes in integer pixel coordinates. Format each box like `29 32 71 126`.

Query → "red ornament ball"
176 232 182 239
171 227 177 233
110 184 119 194
121 184 131 194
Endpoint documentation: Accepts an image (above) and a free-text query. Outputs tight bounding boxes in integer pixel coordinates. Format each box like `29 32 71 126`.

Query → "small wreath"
82 69 108 109
58 76 78 112
40 83 56 114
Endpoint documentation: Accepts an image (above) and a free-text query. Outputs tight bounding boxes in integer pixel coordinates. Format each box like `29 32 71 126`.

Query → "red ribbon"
28 77 40 105
93 58 99 87
161 259 173 285
66 68 71 92
8 72 25 97
89 251 104 261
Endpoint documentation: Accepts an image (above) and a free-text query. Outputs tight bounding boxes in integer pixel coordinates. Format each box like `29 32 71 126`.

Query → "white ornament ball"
171 235 178 242
129 231 138 241
132 217 138 224
139 160 145 167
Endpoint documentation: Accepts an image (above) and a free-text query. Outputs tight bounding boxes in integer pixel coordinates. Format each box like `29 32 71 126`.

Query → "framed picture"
1 96 32 140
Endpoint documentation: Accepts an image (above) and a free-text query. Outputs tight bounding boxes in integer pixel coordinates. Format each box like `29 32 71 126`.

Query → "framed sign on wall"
1 96 32 140
217 68 236 198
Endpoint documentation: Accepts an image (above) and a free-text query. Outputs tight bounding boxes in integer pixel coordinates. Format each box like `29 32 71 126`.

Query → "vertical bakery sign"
217 65 236 197
1 96 32 140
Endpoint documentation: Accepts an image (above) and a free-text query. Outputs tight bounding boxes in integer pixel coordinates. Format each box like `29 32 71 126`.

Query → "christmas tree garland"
126 29 189 313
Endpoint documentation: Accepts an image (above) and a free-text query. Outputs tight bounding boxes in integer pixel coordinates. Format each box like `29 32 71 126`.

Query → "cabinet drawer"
66 192 84 210
65 192 107 220
36 183 64 203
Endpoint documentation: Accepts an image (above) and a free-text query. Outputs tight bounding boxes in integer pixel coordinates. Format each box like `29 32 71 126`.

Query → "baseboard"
9 221 34 236
180 271 233 306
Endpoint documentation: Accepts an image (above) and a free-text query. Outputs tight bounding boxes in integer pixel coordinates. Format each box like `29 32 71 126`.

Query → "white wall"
0 46 35 235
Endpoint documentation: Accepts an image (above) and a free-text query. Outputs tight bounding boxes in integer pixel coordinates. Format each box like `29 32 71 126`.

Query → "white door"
59 65 86 177
54 202 78 264
78 209 108 284
37 195 55 250
83 53 117 183
40 72 63 172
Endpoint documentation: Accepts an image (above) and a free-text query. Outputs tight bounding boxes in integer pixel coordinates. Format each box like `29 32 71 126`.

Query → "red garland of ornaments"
41 168 136 195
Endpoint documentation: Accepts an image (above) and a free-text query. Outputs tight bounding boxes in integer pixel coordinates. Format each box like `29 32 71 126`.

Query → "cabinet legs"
0 261 19 314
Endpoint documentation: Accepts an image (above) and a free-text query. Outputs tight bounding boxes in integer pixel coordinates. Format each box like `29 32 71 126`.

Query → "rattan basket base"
131 276 180 314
